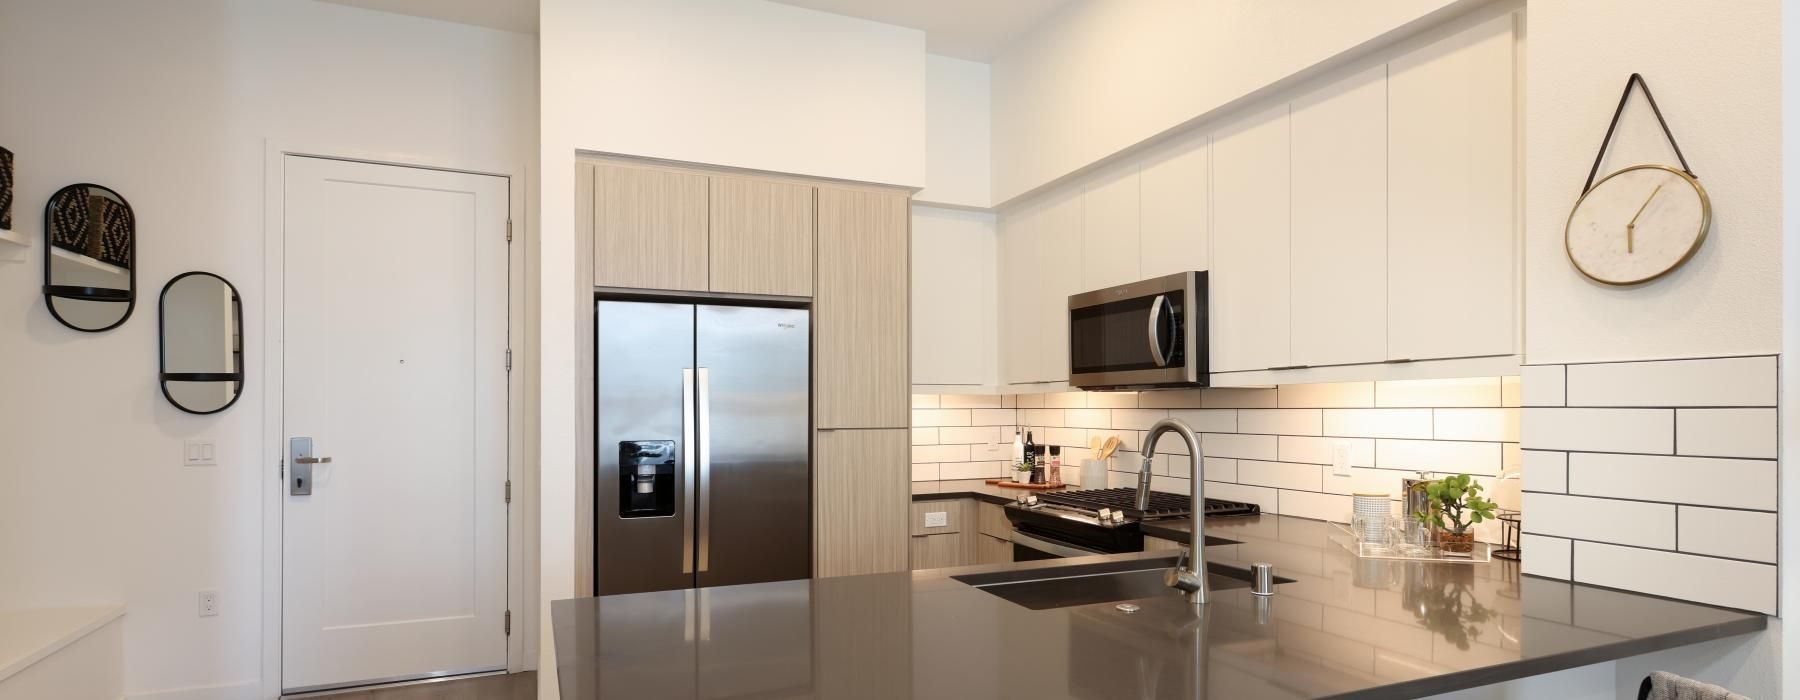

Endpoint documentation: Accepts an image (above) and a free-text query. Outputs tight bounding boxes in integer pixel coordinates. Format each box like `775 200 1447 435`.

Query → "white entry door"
281 156 510 693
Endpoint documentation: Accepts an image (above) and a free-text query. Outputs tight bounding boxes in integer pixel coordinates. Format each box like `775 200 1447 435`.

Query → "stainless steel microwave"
1068 271 1208 390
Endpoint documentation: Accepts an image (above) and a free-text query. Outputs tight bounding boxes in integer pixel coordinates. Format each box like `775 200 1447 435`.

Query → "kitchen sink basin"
952 555 1293 611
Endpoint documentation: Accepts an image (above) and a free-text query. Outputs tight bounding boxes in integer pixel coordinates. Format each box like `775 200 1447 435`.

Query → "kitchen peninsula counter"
552 510 1764 699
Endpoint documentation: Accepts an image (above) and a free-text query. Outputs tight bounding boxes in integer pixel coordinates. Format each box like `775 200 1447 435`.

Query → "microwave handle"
1147 294 1171 367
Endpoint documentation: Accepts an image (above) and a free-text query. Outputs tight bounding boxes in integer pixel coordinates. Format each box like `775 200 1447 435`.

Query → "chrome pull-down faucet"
1140 417 1207 605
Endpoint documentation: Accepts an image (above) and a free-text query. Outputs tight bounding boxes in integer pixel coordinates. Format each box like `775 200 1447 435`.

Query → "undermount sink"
952 555 1293 611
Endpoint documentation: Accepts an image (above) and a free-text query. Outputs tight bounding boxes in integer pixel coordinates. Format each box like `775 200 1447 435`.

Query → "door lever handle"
294 456 332 465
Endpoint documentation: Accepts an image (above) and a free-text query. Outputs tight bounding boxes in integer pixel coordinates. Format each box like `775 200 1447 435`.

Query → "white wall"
0 1 537 697
918 56 991 208
536 1 930 695
1522 1 1780 364
988 0 1472 202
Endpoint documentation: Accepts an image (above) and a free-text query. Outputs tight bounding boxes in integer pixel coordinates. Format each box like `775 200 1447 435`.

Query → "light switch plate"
1331 444 1352 477
184 439 217 467
924 511 949 528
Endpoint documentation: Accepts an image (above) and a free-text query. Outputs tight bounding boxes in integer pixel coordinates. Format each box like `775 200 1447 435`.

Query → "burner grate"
1037 488 1259 520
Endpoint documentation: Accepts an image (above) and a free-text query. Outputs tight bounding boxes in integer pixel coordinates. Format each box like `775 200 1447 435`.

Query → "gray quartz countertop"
553 510 1765 699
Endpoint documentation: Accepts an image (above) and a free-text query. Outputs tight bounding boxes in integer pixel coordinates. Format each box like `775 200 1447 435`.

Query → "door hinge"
505 609 512 635
505 479 512 504
505 348 512 372
506 219 513 243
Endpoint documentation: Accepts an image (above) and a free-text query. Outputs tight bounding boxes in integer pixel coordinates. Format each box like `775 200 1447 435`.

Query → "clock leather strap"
1583 73 1697 194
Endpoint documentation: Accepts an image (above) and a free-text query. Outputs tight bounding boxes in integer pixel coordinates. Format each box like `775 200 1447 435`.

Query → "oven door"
1011 529 1110 561
1068 271 1205 389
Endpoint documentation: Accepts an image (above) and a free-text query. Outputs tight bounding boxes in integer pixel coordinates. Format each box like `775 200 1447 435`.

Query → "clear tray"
1327 521 1492 563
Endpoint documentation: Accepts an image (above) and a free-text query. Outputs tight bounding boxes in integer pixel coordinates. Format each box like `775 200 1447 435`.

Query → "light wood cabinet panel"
909 533 967 570
910 500 964 536
709 176 814 297
815 429 910 577
911 207 998 387
1211 103 1293 372
1291 65 1388 367
591 162 710 292
816 187 910 428
977 534 1013 564
1140 132 1210 279
1388 14 1517 361
977 501 1010 539
1035 189 1083 382
1081 164 1141 292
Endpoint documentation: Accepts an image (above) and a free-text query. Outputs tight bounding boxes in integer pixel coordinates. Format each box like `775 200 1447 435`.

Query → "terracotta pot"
1437 530 1475 556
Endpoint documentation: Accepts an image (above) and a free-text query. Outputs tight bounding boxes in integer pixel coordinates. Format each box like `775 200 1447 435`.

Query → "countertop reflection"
552 512 1764 699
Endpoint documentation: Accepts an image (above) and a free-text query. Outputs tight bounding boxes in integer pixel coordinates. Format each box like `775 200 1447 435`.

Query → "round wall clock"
1564 164 1711 286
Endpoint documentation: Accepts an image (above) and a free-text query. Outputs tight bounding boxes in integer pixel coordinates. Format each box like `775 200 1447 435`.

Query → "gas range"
1004 488 1260 558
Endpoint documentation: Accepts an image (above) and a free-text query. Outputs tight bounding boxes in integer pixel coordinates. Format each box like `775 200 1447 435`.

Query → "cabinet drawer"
977 534 1013 564
910 500 964 536
977 501 1011 539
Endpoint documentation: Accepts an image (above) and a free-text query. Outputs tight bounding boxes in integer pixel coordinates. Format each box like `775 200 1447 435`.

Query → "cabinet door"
1081 164 1141 291
709 176 814 297
1140 132 1210 279
1290 65 1388 367
912 207 997 387
977 534 1013 565
1388 14 1517 360
996 205 1039 385
816 187 910 429
591 163 710 292
815 429 909 577
1211 103 1292 372
1036 189 1083 382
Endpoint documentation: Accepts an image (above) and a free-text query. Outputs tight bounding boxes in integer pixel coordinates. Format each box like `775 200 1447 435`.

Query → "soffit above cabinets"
315 0 538 35
768 0 1076 61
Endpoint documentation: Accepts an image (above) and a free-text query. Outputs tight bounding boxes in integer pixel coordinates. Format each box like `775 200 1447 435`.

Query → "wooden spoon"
1088 435 1103 460
1099 435 1122 460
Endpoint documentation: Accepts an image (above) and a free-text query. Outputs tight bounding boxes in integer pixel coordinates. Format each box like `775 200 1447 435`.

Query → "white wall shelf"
50 246 127 275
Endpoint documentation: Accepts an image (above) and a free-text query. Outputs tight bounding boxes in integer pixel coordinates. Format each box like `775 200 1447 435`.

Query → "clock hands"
1626 183 1664 254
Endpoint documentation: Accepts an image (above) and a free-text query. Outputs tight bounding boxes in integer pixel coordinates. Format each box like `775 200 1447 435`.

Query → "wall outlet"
184 439 217 467
924 511 949 528
198 590 219 617
1331 444 1352 477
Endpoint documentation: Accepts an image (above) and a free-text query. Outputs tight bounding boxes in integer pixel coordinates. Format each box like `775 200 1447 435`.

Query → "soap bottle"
1011 430 1024 465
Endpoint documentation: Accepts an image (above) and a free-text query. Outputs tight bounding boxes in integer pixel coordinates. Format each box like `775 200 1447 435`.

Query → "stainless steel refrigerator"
595 299 811 596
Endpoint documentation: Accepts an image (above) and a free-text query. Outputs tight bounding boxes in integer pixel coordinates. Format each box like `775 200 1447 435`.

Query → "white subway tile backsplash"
1150 431 1192 456
1279 490 1352 523
911 428 938 446
1322 467 1412 498
1151 474 1191 494
911 394 940 409
1111 408 1172 430
1374 439 1503 475
1202 457 1238 483
1567 453 1776 511
1278 436 1375 467
1574 541 1776 614
1042 427 1086 448
1063 408 1111 429
1239 409 1323 436
1206 481 1279 513
969 408 1017 426
1023 408 1065 427
911 444 970 464
1323 409 1433 439
1139 389 1204 409
1201 433 1278 461
1565 356 1776 408
1521 535 1572 579
937 426 1000 445
1432 408 1519 442
910 463 940 482
1519 408 1672 454
939 394 1003 409
940 461 1008 480
1501 376 1521 408
1280 382 1375 408
1201 388 1278 408
970 442 1011 462
1678 507 1776 563
1044 391 1086 409
1166 409 1237 433
1522 493 1675 549
1521 450 1567 493
1014 393 1045 408
912 409 972 427
1520 365 1566 407
1086 392 1140 409
1376 377 1502 408
1675 408 1776 458
1238 460 1323 491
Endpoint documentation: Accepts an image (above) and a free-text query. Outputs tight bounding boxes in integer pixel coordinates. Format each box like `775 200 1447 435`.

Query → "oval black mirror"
43 183 135 332
159 272 244 415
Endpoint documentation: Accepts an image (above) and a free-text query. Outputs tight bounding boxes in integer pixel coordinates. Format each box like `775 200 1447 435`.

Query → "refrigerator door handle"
697 367 713 572
681 368 696 574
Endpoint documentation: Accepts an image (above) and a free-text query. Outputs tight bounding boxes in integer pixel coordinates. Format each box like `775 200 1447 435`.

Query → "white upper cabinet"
912 206 997 387
997 201 1039 385
1387 14 1517 361
1211 103 1292 372
1290 65 1388 367
1036 188 1083 382
1140 132 1210 279
1080 163 1141 292
996 189 1081 385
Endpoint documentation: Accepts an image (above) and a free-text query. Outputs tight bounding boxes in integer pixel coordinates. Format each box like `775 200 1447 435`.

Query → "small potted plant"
1412 473 1497 556
1012 462 1033 484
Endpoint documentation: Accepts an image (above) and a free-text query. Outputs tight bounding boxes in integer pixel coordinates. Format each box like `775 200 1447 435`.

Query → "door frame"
259 141 534 699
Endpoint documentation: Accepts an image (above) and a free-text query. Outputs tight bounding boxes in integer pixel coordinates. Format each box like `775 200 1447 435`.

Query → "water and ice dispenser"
619 440 677 517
